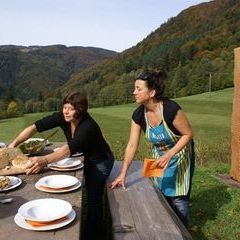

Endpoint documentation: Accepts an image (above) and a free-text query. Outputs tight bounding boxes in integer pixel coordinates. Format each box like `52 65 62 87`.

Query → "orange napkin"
39 185 72 190
25 215 69 227
142 158 163 178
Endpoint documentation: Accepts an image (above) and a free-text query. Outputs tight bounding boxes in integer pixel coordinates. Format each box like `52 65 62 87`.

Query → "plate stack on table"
48 157 84 172
15 198 76 231
35 174 81 193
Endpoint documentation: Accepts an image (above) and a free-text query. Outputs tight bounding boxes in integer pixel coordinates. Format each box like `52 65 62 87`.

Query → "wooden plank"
214 174 240 189
230 47 240 181
107 161 193 240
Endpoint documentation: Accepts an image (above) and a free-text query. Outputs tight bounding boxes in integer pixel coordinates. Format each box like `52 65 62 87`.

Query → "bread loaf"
12 155 30 169
0 148 27 169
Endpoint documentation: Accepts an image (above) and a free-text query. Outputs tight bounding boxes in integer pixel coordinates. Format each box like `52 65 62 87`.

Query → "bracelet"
43 157 48 167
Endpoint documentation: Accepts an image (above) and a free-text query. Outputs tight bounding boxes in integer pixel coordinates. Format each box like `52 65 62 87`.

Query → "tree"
44 98 58 111
170 63 188 97
6 100 23 118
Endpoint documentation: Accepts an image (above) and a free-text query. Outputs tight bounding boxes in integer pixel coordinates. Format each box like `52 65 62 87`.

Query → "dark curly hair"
62 92 88 119
136 70 167 101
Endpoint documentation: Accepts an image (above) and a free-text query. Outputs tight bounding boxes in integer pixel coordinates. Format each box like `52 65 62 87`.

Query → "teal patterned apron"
144 103 192 197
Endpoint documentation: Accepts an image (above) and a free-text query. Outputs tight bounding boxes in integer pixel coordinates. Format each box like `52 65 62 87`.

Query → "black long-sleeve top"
34 112 112 161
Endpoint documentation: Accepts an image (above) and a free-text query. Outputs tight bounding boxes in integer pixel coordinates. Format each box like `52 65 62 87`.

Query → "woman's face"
63 103 77 122
133 80 154 104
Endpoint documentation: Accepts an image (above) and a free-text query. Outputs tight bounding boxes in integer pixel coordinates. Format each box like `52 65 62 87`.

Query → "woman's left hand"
152 152 173 170
26 156 48 175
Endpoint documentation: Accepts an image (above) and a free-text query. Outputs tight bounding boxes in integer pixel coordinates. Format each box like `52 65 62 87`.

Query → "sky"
0 0 209 52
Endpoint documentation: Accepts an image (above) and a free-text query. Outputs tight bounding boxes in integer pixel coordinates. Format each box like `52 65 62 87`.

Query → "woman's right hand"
109 173 126 190
26 156 48 175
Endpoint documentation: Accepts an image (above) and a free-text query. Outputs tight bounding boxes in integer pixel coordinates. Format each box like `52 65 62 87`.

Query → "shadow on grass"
190 186 231 240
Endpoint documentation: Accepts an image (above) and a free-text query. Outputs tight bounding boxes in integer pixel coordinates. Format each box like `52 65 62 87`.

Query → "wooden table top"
0 143 84 240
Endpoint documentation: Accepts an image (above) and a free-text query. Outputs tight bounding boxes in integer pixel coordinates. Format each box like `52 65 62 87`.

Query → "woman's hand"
152 151 173 170
109 173 126 190
26 156 48 175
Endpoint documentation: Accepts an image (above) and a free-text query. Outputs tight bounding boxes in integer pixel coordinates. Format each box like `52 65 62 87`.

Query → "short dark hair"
62 92 88 119
136 70 167 101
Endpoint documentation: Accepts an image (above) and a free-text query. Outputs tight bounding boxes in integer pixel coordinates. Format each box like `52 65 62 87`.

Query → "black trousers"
84 153 114 239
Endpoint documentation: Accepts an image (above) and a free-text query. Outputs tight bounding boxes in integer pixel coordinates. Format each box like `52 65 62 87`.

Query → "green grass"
0 112 66 143
176 88 233 145
190 164 240 240
0 87 239 239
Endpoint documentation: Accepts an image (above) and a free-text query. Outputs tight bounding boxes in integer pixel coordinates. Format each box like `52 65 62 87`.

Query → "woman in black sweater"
9 91 114 238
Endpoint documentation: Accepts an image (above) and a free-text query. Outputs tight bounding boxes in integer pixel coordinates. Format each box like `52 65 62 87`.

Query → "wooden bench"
107 161 193 240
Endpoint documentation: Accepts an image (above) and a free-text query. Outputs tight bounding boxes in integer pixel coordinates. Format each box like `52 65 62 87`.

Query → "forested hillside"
0 45 116 101
58 0 239 107
0 0 239 117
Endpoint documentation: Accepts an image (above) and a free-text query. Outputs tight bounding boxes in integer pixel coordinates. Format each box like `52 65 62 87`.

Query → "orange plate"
25 215 69 227
142 158 163 178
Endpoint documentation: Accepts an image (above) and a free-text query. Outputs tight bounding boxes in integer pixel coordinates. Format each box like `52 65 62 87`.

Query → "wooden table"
0 143 84 240
107 161 193 240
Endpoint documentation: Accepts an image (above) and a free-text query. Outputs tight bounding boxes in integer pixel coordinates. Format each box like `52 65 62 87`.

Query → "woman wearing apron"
110 70 195 227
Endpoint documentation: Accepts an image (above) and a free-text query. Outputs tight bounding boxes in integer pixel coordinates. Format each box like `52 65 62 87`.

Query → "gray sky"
0 0 209 52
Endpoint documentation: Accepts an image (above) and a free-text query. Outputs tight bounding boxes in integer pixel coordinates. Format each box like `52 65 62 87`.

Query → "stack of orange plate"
48 158 84 172
14 198 76 230
35 174 81 193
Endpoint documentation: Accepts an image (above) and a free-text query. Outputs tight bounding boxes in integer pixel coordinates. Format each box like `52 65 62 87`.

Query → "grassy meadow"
1 87 240 239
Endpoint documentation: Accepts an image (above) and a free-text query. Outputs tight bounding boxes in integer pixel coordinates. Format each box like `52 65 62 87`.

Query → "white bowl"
18 198 72 222
50 158 82 168
38 175 79 189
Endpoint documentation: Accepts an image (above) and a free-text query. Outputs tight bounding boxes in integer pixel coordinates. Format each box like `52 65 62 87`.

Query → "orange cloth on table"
142 158 163 178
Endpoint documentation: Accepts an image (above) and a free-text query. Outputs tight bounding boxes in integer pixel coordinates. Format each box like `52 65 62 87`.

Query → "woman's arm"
26 144 70 174
154 110 193 169
110 120 141 189
8 124 38 148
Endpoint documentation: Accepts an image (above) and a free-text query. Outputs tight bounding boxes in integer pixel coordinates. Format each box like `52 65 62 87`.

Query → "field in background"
1 87 239 239
91 87 233 165
0 88 233 165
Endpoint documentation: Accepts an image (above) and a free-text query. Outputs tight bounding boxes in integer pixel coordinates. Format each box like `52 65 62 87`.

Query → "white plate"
0 142 6 148
49 158 82 169
18 198 72 222
37 175 78 189
48 163 84 172
0 176 22 192
35 180 81 193
15 209 76 231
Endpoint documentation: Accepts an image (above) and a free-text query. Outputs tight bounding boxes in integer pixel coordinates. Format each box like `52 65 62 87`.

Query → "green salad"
19 138 46 155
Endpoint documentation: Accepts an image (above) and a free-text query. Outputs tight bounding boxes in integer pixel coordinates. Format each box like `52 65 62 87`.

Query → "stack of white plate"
48 158 84 172
35 174 81 193
14 198 76 231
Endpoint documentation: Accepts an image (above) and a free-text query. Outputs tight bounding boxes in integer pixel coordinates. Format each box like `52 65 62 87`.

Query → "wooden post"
230 48 240 181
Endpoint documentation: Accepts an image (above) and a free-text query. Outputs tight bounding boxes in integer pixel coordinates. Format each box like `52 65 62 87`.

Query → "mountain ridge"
0 44 116 100
0 0 239 109
57 0 239 107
